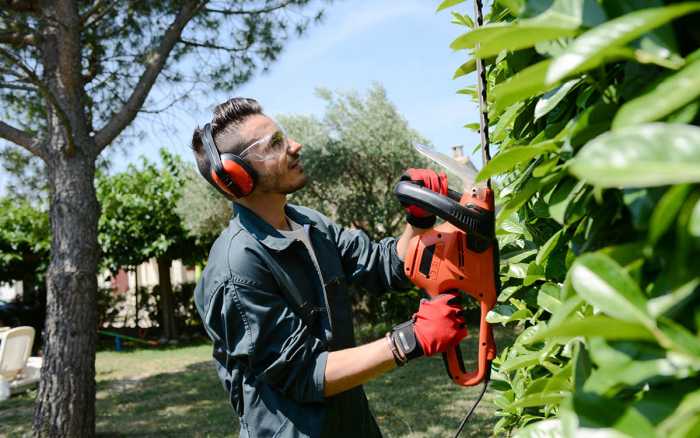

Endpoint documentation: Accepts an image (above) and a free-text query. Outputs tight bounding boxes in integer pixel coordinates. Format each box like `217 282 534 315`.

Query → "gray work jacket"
194 202 411 438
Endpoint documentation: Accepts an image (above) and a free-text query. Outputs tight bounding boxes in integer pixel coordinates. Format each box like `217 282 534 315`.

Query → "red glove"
400 168 448 228
388 292 467 363
413 293 467 356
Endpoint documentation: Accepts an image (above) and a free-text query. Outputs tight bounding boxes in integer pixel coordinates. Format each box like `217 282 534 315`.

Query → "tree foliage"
444 0 700 436
97 150 201 271
0 196 49 297
283 84 431 240
175 164 233 244
97 149 206 339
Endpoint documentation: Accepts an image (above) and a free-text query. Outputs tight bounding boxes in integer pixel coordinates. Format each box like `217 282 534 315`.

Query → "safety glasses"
238 125 290 162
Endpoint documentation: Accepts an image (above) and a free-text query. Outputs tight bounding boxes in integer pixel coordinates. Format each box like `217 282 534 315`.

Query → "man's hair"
191 97 263 182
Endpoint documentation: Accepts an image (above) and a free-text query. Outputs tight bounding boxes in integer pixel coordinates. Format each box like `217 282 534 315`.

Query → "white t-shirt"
278 218 332 339
279 218 318 266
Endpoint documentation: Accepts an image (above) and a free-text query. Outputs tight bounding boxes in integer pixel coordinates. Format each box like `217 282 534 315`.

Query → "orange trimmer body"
402 186 498 386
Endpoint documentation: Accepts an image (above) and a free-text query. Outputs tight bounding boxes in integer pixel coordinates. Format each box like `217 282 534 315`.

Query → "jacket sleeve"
217 275 328 403
331 224 413 292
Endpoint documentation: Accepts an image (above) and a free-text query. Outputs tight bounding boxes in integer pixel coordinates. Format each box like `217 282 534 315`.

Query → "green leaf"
451 24 578 58
614 59 700 128
657 317 700 358
547 179 585 225
528 315 655 344
657 388 700 436
573 341 591 391
584 338 695 394
476 141 559 182
536 229 565 267
546 3 700 84
437 0 466 12
689 196 700 237
508 263 528 279
533 157 559 178
492 59 553 113
570 123 700 188
453 59 476 79
500 350 544 371
524 262 545 286
509 392 568 409
451 11 474 28
537 282 563 314
570 253 651 325
647 278 700 319
492 102 524 140
571 392 657 437
513 419 563 438
497 170 566 226
463 122 480 132
457 86 477 99
534 79 580 121
487 303 533 324
648 184 692 245
599 241 646 267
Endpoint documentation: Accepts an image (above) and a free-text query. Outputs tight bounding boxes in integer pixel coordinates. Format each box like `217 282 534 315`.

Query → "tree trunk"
156 257 177 340
33 154 99 437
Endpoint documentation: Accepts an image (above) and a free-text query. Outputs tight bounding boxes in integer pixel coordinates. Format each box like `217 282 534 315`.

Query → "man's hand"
388 292 467 363
412 293 467 356
399 168 448 228
322 293 467 397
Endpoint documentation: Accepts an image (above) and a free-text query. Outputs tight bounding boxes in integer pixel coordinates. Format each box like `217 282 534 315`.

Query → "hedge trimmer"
394 1 497 436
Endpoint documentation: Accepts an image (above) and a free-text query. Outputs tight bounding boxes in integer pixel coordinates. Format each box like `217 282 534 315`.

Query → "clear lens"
239 127 289 162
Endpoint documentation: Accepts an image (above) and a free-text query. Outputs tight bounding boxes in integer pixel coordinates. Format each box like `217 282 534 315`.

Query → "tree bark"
32 1 99 436
33 153 99 437
156 256 177 340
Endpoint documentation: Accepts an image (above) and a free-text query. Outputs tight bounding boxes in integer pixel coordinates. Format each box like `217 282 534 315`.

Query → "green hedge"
443 0 700 436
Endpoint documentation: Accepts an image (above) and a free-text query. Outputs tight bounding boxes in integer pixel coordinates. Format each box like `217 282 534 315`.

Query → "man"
192 97 466 437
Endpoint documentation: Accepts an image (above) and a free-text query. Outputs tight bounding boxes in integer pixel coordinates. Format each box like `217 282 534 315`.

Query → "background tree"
175 164 233 245
0 1 326 435
443 0 700 435
0 196 49 306
97 150 207 340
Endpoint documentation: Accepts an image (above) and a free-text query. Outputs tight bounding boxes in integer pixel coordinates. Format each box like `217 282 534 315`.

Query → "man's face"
238 114 307 195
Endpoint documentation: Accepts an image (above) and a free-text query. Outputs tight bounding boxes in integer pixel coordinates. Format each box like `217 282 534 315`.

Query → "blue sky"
0 0 482 191
116 0 481 170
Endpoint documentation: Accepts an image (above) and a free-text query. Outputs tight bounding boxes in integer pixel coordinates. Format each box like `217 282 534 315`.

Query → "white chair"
0 326 42 400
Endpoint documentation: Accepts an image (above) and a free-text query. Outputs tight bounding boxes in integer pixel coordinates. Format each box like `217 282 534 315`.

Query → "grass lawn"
0 328 514 437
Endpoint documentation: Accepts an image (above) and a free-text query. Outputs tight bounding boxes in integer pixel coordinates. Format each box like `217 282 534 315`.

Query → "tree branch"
0 81 37 92
80 0 118 27
0 46 74 153
0 120 46 159
204 1 294 16
178 37 252 52
2 0 39 13
0 30 37 47
93 0 202 151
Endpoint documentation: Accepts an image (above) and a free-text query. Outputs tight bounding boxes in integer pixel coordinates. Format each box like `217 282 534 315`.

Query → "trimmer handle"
442 299 496 386
394 181 494 239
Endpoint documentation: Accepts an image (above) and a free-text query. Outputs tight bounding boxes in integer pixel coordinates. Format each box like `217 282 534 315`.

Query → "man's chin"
282 174 308 195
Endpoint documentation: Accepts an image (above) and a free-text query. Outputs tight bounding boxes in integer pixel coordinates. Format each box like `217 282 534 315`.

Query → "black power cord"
453 365 491 438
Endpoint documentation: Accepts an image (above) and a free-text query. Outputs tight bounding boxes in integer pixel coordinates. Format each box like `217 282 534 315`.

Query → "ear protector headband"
201 123 258 198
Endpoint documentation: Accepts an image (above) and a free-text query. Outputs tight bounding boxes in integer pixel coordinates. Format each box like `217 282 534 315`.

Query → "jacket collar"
233 202 314 251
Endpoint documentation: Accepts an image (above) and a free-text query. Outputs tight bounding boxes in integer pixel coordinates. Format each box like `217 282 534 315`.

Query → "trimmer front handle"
394 181 494 239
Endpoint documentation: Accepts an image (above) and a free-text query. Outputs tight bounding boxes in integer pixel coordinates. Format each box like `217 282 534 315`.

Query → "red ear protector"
201 123 258 198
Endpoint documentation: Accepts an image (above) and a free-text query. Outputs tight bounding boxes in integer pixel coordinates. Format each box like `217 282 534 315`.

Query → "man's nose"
288 139 302 154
